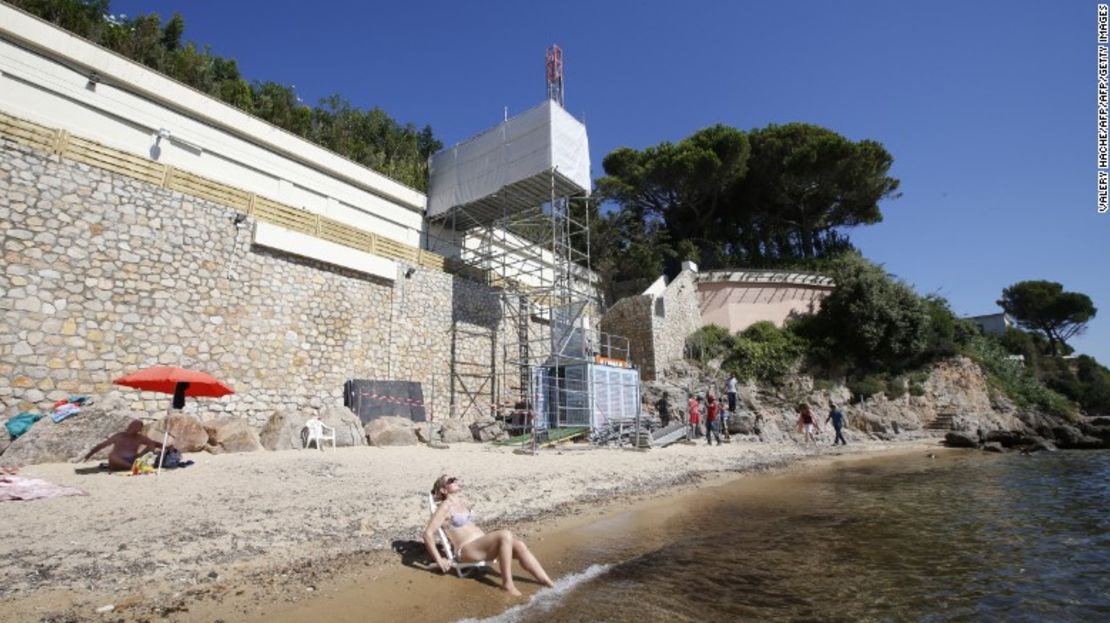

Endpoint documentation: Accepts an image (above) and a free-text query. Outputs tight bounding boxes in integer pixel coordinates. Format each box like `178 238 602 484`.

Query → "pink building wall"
696 272 835 333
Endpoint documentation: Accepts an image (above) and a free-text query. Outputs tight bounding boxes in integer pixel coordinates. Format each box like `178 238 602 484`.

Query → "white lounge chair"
426 493 487 578
304 417 336 451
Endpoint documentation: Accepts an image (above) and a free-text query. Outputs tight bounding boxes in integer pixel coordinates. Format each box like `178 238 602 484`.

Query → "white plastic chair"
304 417 336 451
426 494 487 578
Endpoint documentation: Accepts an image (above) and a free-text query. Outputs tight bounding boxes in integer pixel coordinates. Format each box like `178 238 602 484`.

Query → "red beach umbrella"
113 366 234 399
113 366 235 474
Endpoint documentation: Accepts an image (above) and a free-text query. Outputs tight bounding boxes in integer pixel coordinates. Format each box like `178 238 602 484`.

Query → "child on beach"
424 474 555 596
705 394 722 446
687 395 702 440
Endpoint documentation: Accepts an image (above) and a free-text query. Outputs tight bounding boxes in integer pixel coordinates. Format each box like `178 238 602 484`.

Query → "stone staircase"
926 412 957 431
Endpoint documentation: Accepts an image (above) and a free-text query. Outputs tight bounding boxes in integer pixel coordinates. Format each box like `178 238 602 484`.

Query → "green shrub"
847 375 885 401
685 324 735 362
794 253 932 374
921 295 965 359
813 379 836 392
885 376 907 399
909 383 926 397
962 335 1078 420
723 322 806 383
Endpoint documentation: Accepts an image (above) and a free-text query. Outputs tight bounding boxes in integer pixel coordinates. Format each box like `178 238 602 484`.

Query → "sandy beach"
0 437 939 622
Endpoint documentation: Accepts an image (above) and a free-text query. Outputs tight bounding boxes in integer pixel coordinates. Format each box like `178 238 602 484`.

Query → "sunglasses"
445 477 459 485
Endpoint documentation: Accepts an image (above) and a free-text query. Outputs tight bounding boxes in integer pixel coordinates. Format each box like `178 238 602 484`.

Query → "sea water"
466 450 1110 622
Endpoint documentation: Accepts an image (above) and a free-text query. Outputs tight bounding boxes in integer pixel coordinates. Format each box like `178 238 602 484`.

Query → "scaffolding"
425 73 636 440
429 188 631 432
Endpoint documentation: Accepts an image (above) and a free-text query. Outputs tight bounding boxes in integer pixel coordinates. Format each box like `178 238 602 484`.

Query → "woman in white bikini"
423 474 555 596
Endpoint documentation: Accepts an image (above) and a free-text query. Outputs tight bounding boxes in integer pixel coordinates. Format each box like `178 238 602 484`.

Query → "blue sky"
114 0 1109 362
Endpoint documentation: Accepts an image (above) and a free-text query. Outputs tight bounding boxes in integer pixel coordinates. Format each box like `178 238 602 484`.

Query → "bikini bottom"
455 534 484 561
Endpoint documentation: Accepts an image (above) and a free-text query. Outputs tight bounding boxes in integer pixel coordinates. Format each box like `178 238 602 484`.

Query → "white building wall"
0 5 425 250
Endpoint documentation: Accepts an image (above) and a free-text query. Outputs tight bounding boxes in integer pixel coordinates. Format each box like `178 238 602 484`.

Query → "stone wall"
0 139 505 426
599 295 654 377
650 270 702 379
599 269 701 381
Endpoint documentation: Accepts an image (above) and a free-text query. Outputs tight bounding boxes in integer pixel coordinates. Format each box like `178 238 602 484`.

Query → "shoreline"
256 442 950 623
0 438 942 622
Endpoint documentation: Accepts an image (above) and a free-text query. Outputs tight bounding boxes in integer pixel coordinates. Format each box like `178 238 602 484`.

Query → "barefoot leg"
459 530 521 595
497 531 519 594
513 539 554 587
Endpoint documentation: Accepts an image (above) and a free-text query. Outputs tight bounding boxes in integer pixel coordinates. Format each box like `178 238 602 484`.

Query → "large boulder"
0 393 140 466
856 412 890 435
259 409 311 451
727 413 760 435
981 441 1006 453
1078 419 1110 444
365 416 420 446
318 407 368 447
944 431 979 448
469 417 506 442
437 418 475 443
144 413 209 452
204 417 264 453
1051 425 1105 449
984 430 1035 448
1028 437 1057 452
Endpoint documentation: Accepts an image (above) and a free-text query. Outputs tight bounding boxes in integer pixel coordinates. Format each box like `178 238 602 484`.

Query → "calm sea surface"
474 450 1110 622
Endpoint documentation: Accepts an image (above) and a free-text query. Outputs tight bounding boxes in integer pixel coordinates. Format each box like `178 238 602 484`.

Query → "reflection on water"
512 451 1110 622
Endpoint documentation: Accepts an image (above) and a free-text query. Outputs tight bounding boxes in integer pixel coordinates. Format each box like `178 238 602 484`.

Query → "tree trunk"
800 222 814 258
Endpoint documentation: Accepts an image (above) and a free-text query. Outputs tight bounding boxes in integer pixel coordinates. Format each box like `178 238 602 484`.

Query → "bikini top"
449 508 473 528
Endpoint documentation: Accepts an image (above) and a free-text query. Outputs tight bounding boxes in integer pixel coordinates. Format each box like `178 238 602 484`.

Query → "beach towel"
5 412 42 440
0 476 87 501
51 403 81 423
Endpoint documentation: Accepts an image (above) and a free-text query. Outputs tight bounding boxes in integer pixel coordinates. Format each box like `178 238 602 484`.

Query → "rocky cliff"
644 356 1110 450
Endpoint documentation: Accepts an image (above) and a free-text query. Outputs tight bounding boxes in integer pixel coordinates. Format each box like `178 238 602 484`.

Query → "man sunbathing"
82 420 164 470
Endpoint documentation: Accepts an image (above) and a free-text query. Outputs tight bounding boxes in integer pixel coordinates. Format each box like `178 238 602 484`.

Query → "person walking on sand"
687 394 702 440
796 403 819 445
705 394 722 446
826 402 847 446
424 475 555 596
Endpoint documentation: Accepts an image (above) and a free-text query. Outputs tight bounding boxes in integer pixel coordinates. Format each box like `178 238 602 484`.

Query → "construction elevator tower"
424 47 637 434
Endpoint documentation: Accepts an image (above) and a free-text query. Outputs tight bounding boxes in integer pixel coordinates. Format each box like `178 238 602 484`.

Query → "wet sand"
0 438 938 622
224 445 944 623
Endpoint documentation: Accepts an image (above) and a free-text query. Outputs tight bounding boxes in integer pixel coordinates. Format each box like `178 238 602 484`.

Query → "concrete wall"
698 283 830 332
967 313 1014 337
697 272 835 333
0 138 504 425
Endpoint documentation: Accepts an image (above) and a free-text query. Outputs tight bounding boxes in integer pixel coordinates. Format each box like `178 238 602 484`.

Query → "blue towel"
5 412 43 440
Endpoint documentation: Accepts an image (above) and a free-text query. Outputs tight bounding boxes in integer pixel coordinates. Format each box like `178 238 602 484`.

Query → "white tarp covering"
427 100 591 219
